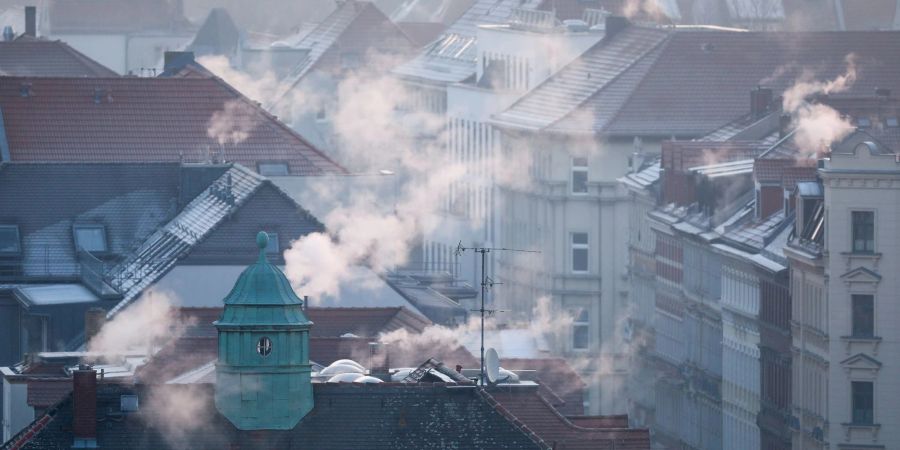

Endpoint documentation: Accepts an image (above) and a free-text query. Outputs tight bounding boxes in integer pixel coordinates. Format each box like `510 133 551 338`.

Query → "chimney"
750 86 773 118
84 307 106 344
162 51 195 75
24 6 35 37
368 342 391 381
779 113 792 138
604 16 629 40
72 365 98 447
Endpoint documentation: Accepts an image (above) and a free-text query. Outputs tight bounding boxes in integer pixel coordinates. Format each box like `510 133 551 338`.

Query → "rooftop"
0 38 117 77
493 27 900 137
0 76 346 175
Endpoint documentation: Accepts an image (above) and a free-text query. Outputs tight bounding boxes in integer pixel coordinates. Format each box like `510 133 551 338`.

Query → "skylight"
0 225 21 254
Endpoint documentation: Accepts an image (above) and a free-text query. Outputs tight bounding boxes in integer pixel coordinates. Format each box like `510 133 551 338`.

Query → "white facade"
789 141 900 449
49 33 192 75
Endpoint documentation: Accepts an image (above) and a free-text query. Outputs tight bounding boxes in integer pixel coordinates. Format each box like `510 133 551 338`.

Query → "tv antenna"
455 241 539 387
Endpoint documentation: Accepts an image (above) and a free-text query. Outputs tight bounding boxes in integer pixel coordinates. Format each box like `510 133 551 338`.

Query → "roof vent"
120 395 139 412
701 43 715 52
19 82 32 97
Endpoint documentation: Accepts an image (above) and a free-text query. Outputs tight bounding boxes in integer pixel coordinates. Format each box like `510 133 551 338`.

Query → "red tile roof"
0 76 346 175
486 388 651 449
501 358 587 416
306 306 432 338
0 39 117 77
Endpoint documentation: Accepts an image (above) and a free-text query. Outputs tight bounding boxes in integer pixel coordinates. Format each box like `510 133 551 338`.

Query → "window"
257 336 272 356
851 381 874 424
851 211 874 253
851 295 874 338
265 232 280 255
73 225 107 253
886 117 898 128
571 157 588 194
0 225 21 254
856 117 871 128
573 310 589 350
571 232 588 273
258 162 289 176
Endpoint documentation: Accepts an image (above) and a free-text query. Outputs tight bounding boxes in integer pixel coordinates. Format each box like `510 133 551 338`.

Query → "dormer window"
257 336 273 356
0 225 21 254
73 225 107 253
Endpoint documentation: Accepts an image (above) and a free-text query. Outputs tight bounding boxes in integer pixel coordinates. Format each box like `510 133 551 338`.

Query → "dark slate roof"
0 76 346 175
10 383 548 449
188 8 241 57
0 39 117 77
494 27 900 137
46 0 193 34
0 163 194 279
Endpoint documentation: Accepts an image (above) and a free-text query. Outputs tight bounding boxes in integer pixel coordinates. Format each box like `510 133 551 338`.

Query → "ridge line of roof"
553 28 673 134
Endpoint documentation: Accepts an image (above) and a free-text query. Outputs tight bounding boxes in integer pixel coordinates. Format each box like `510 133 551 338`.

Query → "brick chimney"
604 16 629 40
24 6 35 37
72 365 97 447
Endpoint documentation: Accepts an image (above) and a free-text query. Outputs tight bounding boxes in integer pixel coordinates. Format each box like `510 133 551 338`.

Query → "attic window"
257 336 273 357
258 162 289 176
856 117 871 128
0 225 22 254
73 225 108 253
886 117 899 128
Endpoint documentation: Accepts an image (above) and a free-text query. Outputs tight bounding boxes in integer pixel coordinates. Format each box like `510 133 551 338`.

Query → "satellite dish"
485 348 500 384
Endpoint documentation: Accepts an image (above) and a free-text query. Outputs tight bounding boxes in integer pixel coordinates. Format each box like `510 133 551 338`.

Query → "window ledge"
839 251 882 259
840 336 881 342
841 422 880 429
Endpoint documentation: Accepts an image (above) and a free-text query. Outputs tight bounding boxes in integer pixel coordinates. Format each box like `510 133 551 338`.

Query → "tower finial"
257 231 269 262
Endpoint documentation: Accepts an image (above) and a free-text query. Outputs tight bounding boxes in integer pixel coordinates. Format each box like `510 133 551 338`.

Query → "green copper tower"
214 232 314 430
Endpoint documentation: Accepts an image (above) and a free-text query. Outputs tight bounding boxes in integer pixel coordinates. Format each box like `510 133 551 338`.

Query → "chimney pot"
24 6 35 37
72 366 98 446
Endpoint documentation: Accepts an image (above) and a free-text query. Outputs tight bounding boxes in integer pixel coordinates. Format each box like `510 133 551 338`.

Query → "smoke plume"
87 290 191 358
783 54 858 154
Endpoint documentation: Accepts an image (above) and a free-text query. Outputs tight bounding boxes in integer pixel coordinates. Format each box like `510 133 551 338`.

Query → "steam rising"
206 99 257 146
87 290 191 357
782 54 858 154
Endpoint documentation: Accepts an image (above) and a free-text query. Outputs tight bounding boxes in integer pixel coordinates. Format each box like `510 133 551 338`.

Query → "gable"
181 183 324 265
841 353 882 378
840 266 881 288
